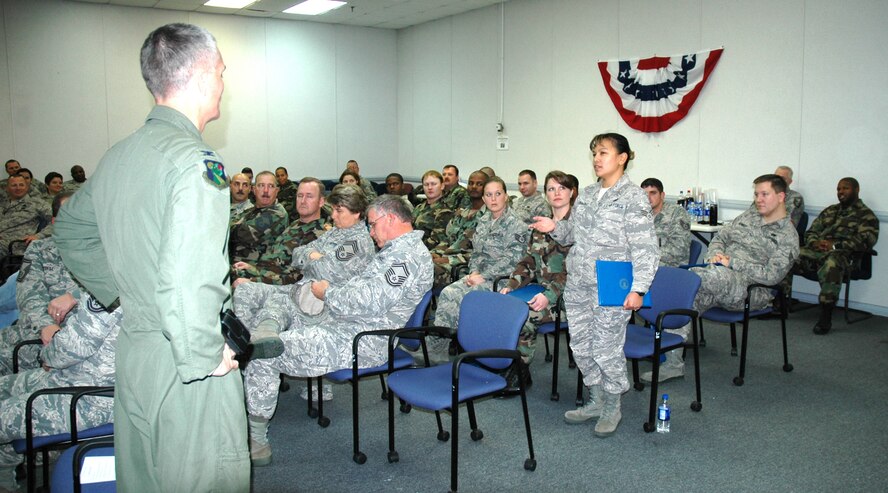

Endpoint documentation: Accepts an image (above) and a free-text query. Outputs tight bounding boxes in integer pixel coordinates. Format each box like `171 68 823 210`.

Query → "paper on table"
81 456 116 484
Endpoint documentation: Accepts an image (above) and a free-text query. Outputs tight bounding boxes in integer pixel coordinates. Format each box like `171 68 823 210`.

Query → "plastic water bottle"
657 394 671 433
703 201 710 223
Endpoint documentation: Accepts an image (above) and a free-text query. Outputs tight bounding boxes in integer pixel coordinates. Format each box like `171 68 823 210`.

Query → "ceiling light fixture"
204 0 255 8
284 0 347 16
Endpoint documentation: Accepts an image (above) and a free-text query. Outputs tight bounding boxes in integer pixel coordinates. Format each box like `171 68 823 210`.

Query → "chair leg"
780 317 793 373
566 332 576 369
316 377 330 427
543 333 552 362
843 281 874 324
549 330 560 401
450 402 459 493
698 318 707 347
631 359 642 391
729 323 738 356
352 376 366 464
466 400 480 439
518 370 536 472
307 378 317 418
575 369 584 406
734 317 750 386
690 320 703 411
378 374 388 400
645 351 661 433
387 387 399 463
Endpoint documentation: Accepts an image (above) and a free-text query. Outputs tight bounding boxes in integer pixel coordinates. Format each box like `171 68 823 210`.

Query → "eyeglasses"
367 214 387 229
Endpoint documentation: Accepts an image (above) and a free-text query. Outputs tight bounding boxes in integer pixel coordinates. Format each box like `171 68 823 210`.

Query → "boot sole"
593 421 621 438
251 454 272 467
563 412 601 424
251 339 285 360
640 373 685 384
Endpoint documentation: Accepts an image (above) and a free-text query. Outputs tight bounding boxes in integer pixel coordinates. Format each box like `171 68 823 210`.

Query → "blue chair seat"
623 325 686 359
702 306 772 323
13 423 114 454
325 348 415 383
388 363 506 411
50 440 116 493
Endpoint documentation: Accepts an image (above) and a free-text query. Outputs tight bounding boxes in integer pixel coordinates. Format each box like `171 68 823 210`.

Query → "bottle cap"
663 394 669 400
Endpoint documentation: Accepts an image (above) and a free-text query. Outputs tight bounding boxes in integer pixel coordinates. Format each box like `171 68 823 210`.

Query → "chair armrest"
25 386 115 451
13 338 42 374
387 326 455 370
451 262 469 282
653 308 699 334
492 275 509 292
452 349 521 381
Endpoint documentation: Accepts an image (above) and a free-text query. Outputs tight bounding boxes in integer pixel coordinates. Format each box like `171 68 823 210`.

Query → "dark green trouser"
794 248 850 304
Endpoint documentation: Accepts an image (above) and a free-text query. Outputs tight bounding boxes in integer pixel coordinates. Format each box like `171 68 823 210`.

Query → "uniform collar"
146 105 201 139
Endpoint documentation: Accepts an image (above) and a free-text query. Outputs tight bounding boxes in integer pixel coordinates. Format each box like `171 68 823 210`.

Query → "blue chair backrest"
457 291 529 370
689 240 703 265
399 290 434 351
637 266 702 329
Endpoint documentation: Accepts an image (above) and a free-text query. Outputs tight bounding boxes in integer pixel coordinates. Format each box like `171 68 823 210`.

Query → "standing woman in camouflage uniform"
412 170 454 250
433 177 529 360
531 133 659 438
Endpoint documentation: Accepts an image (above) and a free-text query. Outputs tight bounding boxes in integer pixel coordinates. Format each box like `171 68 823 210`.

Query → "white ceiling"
68 0 506 29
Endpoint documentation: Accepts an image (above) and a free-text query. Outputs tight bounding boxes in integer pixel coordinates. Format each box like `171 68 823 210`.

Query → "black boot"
813 303 835 335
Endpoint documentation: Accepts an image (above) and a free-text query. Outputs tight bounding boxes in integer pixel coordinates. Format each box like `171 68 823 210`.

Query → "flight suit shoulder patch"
203 159 228 189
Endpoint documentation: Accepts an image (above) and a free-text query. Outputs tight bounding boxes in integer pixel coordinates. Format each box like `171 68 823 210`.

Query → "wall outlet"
497 136 509 151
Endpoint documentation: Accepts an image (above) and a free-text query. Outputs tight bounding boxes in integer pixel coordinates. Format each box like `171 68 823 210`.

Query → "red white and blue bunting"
598 48 723 133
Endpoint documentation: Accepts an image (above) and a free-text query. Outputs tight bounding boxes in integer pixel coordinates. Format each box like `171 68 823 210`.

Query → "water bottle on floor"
657 394 671 433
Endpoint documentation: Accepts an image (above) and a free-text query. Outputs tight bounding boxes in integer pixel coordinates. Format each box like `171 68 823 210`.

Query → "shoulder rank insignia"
204 159 228 189
336 240 358 261
385 262 410 287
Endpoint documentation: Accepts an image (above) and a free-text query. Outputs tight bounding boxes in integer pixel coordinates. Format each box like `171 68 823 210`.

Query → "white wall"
396 0 888 313
0 0 398 181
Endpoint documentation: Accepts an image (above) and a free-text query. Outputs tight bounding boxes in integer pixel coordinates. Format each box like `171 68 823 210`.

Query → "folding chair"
49 437 115 493
306 290 434 464
700 284 793 386
385 291 535 493
624 267 702 432
12 386 114 493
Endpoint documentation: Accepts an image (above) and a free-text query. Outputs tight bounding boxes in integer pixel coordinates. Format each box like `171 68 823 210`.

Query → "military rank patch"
16 258 32 282
203 159 228 189
514 232 530 244
336 240 358 261
86 296 107 314
385 262 410 287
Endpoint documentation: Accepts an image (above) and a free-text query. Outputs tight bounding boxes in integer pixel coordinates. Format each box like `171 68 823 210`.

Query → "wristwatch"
634 291 646 297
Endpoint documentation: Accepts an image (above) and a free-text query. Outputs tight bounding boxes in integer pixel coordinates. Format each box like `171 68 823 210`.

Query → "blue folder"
506 284 546 303
595 260 652 308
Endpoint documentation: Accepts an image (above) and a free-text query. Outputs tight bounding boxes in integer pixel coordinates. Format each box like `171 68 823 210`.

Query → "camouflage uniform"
234 222 376 332
441 185 471 211
235 216 330 285
747 187 805 227
435 207 529 333
62 180 83 193
241 230 432 420
277 180 298 220
550 175 659 395
504 210 571 363
229 199 253 224
511 192 551 224
412 200 454 250
661 209 801 360
358 177 378 200
0 238 81 375
0 196 51 261
654 202 692 267
229 201 288 263
0 291 120 472
792 199 878 304
429 206 486 288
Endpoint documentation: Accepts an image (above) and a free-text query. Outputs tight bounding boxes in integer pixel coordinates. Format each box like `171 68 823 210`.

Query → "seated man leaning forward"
642 174 799 383
234 184 376 358
237 195 432 466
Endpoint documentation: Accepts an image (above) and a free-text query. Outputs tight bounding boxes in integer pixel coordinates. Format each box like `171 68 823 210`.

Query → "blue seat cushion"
12 423 114 454
325 348 414 383
388 363 507 411
537 321 568 335
702 306 772 323
51 443 115 493
623 324 686 359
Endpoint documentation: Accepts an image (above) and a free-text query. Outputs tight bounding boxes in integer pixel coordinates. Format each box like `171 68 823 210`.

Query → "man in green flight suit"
53 23 249 492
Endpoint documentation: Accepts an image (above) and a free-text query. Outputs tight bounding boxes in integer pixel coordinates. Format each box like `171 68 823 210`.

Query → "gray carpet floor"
251 305 888 492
